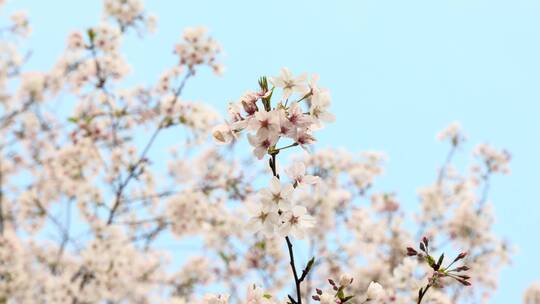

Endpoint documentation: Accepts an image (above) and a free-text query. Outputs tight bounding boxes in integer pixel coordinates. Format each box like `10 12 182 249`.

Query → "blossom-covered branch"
0 0 523 303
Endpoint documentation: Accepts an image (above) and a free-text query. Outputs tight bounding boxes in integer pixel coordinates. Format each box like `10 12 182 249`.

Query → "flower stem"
286 236 302 304
417 284 431 304
275 142 299 152
268 152 303 304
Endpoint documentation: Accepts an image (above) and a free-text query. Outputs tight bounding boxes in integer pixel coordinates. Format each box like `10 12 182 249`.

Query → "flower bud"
319 293 336 304
366 281 385 301
212 124 233 145
242 100 258 116
455 252 468 261
422 236 429 247
406 247 418 256
456 266 470 272
339 274 354 287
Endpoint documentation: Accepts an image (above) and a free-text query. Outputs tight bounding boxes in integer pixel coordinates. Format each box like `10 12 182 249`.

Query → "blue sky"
3 0 540 302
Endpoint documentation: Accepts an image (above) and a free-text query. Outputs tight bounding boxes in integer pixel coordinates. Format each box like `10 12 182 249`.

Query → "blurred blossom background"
3 0 539 302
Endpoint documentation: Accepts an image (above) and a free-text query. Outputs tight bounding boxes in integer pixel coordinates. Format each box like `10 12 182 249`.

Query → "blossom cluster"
312 275 384 304
212 68 334 159
474 143 511 175
247 166 318 239
103 0 157 33
174 27 223 75
406 237 472 303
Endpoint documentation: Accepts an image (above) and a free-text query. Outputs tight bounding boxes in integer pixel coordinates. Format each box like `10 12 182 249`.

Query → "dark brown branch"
417 284 432 304
286 236 302 304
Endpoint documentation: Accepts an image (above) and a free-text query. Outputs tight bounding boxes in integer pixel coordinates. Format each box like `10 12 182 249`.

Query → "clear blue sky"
4 0 540 302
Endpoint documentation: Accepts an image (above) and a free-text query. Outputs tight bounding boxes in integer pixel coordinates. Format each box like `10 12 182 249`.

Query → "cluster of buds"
474 143 511 175
312 276 384 304
312 275 355 304
407 237 471 303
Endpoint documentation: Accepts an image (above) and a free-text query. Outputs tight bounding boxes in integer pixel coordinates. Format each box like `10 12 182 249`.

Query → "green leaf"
305 257 315 273
426 255 436 268
336 287 345 299
436 253 445 270
87 28 95 42
255 241 266 250
218 251 229 263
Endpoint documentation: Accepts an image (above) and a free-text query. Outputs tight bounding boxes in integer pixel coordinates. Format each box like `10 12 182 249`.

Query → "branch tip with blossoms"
213 69 333 304
407 237 471 304
311 275 384 304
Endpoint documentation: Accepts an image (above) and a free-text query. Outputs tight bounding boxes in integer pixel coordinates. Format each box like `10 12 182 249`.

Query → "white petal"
292 205 307 216
281 183 294 199
269 177 281 193
302 175 319 185
320 112 335 123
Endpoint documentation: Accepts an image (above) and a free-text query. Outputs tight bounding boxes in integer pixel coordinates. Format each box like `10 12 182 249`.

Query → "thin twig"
286 236 302 304
106 71 192 225
417 284 432 304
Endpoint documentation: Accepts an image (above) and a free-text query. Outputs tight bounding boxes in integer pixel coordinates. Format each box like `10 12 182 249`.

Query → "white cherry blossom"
247 133 278 159
286 161 319 187
366 281 385 301
278 205 315 239
246 202 278 237
259 177 294 211
270 67 308 100
310 90 335 127
248 110 280 138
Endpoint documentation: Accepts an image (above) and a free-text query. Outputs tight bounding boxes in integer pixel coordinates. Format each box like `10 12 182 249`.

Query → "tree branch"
286 236 302 304
106 71 192 225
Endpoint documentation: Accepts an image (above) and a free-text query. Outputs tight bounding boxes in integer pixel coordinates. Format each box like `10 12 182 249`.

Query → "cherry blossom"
366 281 385 301
286 161 319 187
309 90 335 127
524 282 540 304
259 177 294 212
246 284 276 304
270 67 308 100
246 202 278 237
248 110 280 138
247 133 279 159
278 205 315 239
